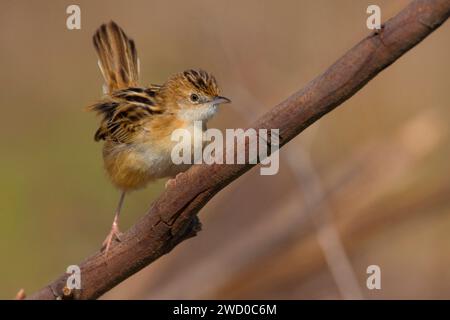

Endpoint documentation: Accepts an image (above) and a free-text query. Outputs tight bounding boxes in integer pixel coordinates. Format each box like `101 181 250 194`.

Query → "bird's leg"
102 191 126 255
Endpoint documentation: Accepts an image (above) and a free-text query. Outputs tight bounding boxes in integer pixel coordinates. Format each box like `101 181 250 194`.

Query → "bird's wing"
89 86 164 143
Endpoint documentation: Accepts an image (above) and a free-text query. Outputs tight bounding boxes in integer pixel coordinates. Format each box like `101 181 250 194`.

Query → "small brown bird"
87 21 230 254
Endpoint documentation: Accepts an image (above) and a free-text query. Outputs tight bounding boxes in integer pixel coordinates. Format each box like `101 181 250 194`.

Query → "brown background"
0 0 449 299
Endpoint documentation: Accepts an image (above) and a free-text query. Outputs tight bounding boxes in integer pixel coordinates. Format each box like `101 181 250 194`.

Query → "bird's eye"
190 93 199 103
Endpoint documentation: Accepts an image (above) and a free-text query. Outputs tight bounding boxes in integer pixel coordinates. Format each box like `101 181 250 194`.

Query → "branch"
28 0 450 299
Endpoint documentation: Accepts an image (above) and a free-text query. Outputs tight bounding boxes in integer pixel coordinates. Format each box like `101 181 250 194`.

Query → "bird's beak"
212 96 231 105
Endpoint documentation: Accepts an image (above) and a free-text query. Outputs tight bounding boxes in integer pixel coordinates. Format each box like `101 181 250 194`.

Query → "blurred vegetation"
0 0 449 299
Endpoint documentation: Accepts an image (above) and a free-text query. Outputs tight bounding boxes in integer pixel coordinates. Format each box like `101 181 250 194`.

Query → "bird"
87 21 231 254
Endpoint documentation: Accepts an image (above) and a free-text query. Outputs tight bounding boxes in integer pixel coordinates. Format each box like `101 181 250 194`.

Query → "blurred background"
0 0 449 299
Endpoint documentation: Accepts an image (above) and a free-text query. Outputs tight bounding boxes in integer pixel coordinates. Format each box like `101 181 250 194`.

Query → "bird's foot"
15 289 26 300
101 221 122 256
165 178 175 189
165 172 184 189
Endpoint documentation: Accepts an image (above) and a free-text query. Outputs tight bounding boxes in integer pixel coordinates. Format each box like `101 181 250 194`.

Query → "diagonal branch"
28 0 450 300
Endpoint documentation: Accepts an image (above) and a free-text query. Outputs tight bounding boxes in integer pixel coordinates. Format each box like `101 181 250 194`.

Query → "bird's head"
161 69 231 122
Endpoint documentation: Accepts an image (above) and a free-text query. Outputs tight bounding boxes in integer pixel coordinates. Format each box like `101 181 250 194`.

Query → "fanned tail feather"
93 21 139 93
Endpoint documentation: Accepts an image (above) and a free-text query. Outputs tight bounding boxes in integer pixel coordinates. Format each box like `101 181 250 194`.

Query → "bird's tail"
93 21 139 94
